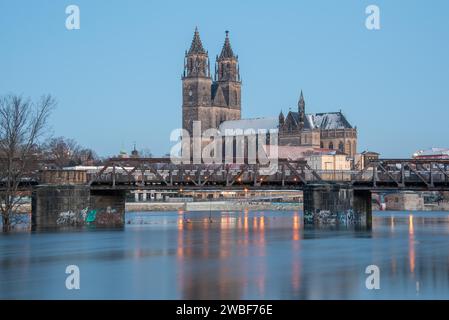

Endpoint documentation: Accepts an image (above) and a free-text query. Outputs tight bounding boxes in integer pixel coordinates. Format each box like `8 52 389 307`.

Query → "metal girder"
406 163 431 187
378 162 403 187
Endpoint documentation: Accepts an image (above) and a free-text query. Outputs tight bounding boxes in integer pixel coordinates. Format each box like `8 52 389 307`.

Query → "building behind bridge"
181 28 358 159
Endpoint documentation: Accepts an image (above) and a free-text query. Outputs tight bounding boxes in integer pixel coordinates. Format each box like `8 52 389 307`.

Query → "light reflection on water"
1 211 449 299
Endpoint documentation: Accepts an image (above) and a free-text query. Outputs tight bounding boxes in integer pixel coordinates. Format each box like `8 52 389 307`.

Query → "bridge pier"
31 170 126 229
303 184 371 227
89 189 126 226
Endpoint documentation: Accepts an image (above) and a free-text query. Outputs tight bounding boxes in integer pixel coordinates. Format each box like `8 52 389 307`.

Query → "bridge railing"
61 158 449 190
87 158 324 188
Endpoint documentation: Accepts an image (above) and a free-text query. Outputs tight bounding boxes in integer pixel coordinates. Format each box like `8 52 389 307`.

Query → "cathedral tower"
182 29 242 135
212 31 241 125
182 27 213 135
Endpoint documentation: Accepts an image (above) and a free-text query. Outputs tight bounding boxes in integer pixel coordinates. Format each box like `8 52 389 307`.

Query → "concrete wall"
90 190 126 226
32 186 126 229
125 201 301 212
353 190 372 227
32 185 90 229
303 184 371 226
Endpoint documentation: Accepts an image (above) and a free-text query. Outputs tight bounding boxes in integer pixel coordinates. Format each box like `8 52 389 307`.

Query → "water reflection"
409 215 415 274
2 211 449 299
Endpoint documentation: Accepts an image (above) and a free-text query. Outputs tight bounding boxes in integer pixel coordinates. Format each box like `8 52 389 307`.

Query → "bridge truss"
87 158 449 191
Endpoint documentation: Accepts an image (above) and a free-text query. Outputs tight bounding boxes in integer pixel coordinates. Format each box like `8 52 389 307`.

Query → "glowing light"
408 214 415 273
259 216 265 230
409 215 414 235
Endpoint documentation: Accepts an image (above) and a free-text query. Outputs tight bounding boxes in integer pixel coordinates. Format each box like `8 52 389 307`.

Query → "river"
1 210 449 299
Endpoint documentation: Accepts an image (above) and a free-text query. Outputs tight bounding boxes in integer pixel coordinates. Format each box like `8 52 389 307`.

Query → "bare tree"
0 94 55 231
44 137 81 168
43 138 100 167
77 148 99 165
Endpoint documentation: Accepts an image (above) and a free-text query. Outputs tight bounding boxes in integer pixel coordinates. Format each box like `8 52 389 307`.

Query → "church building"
181 28 357 158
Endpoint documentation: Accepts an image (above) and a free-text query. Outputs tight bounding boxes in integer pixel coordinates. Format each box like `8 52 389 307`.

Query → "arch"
320 141 324 148
329 142 334 150
338 141 344 152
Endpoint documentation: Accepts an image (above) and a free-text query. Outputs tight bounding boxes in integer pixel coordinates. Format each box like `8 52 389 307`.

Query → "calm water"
1 210 449 299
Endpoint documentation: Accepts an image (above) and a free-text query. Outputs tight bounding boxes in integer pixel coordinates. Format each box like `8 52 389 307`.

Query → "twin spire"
185 27 239 81
187 27 236 59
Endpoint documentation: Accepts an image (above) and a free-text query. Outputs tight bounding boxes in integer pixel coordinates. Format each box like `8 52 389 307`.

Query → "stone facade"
384 192 425 211
40 169 87 185
182 28 241 135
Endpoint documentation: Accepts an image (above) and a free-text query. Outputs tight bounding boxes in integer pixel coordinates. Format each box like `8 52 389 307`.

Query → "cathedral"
182 27 241 135
182 28 357 158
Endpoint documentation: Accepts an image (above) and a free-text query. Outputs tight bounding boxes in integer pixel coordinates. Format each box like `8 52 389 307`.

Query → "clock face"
188 90 193 97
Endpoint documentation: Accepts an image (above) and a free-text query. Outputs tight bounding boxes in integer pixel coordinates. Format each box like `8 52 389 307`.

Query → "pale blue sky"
1 0 448 157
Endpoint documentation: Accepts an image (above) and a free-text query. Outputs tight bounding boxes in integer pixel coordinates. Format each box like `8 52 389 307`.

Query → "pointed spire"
298 90 305 110
219 30 235 59
298 90 305 129
299 90 304 104
188 27 206 54
279 110 285 125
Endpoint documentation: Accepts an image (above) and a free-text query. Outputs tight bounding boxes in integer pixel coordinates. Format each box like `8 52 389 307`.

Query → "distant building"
413 148 449 160
384 192 424 211
305 150 351 171
131 146 139 158
118 150 129 158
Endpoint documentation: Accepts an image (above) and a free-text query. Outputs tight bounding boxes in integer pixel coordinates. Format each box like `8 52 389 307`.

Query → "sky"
1 0 448 158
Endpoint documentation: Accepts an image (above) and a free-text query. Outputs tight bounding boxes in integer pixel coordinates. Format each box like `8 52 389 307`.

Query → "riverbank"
125 201 302 212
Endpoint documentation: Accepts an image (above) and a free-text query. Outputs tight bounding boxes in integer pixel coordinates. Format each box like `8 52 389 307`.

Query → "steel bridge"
26 157 449 229
86 158 449 191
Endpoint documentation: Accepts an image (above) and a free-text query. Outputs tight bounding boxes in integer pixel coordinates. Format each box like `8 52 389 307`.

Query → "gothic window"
329 142 334 150
338 141 344 152
320 142 324 148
